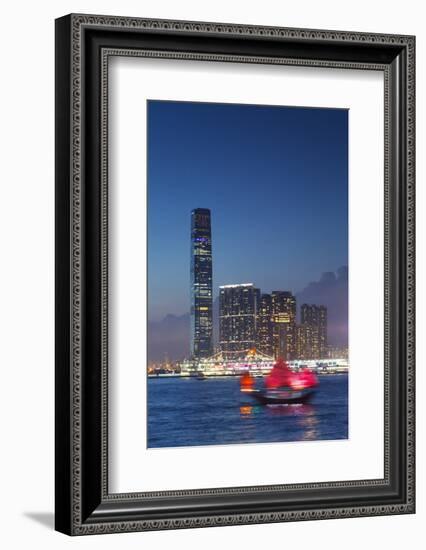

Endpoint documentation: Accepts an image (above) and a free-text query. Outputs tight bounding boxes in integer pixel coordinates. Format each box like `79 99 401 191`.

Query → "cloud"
296 266 348 346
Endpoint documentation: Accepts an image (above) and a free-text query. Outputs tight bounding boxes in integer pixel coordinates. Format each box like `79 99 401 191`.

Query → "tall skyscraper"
257 293 273 357
219 284 260 359
300 304 328 359
271 291 296 360
190 208 213 358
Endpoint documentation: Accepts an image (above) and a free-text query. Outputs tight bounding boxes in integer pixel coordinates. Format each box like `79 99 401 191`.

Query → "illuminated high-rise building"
190 208 213 358
296 323 312 360
300 304 328 359
257 293 273 357
219 284 260 359
271 291 296 360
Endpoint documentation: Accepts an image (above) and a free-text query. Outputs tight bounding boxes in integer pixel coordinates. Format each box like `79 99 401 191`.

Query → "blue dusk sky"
147 100 348 322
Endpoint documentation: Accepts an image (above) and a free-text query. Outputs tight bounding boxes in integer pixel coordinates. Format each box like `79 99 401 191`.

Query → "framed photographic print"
55 14 415 535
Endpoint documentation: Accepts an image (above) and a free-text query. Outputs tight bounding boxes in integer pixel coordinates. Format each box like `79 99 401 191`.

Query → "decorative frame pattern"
55 14 415 535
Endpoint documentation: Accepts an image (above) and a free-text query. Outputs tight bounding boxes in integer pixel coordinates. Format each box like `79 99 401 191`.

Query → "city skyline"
217 280 328 362
148 100 348 325
147 265 347 362
188 208 330 362
148 249 348 363
148 200 348 361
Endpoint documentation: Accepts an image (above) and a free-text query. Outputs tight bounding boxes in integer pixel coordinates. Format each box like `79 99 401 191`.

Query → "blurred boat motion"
240 358 319 405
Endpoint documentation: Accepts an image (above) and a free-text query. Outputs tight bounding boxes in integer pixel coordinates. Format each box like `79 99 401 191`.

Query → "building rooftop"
219 283 254 289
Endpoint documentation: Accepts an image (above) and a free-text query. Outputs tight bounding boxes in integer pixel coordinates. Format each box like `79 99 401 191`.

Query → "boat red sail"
265 358 318 391
294 367 318 390
240 371 255 391
265 358 293 389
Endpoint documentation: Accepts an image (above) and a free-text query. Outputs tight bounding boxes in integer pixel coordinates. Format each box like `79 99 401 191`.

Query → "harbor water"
147 374 348 448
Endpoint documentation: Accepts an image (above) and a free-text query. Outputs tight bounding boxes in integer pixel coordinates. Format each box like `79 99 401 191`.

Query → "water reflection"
267 404 319 440
298 411 319 441
265 404 314 417
239 405 264 417
239 403 319 441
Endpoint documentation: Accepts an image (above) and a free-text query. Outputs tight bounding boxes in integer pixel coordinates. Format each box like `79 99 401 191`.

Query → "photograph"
147 100 349 448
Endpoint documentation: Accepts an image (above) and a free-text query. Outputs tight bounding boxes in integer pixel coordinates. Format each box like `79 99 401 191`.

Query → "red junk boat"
240 358 318 405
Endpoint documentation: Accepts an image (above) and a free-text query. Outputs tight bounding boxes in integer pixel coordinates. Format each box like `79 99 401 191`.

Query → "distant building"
300 304 328 359
271 291 296 360
296 323 312 360
219 284 260 359
328 345 348 359
190 208 213 358
257 293 273 356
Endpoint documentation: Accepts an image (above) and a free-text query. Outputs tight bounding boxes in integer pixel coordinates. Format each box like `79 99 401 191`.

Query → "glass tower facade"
190 208 213 358
271 291 297 360
257 293 273 357
300 304 328 359
219 284 260 359
296 323 312 360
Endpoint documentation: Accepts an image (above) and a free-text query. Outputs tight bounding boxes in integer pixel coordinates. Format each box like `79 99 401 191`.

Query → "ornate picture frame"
55 14 415 535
